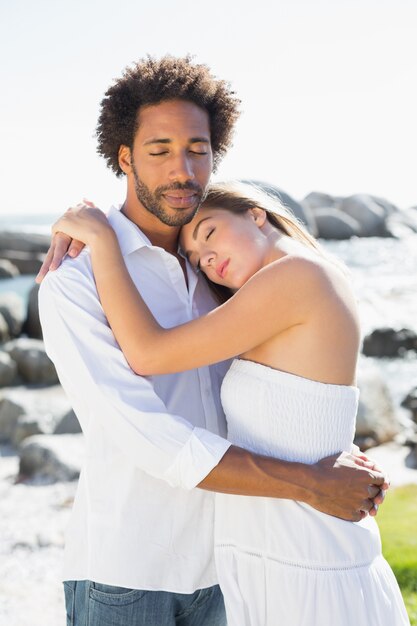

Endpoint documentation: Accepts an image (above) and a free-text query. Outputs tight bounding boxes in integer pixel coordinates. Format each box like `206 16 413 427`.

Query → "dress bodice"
221 358 359 464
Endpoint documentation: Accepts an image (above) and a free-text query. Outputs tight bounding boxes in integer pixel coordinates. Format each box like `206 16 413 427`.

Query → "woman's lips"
216 259 230 279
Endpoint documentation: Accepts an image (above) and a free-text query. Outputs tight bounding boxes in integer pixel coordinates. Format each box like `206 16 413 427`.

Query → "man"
38 56 387 626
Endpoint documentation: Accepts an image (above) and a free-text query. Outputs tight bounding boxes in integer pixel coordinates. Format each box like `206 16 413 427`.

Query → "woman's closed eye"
206 228 215 240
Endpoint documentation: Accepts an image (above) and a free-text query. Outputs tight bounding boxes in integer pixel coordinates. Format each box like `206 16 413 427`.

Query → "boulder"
19 434 84 482
3 338 58 384
12 413 48 445
362 328 417 358
0 250 45 275
340 194 391 237
302 191 340 211
406 445 417 470
0 351 18 387
0 231 51 254
0 292 25 337
401 388 417 423
0 384 73 444
22 283 42 339
0 313 10 343
12 407 74 445
354 359 401 448
370 195 399 217
53 409 82 435
0 396 25 442
387 207 417 236
242 180 318 235
0 259 20 278
0 383 72 444
314 208 361 240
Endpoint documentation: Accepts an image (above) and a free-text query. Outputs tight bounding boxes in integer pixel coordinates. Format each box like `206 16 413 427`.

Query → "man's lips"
162 191 199 208
216 259 230 279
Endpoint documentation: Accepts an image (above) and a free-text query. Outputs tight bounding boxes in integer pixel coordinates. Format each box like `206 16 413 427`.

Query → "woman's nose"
200 249 216 268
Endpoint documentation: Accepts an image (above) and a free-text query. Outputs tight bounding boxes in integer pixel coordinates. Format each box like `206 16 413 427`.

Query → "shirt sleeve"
38 259 231 490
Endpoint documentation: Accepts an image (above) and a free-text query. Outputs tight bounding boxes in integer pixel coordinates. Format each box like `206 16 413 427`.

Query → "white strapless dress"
215 359 409 626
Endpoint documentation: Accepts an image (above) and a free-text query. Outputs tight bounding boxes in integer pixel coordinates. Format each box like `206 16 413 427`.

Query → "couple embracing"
38 56 408 625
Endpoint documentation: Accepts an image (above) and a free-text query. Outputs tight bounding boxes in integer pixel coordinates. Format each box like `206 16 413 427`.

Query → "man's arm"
199 446 386 522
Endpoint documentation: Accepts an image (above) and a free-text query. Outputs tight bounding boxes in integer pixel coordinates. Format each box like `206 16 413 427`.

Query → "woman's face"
180 206 268 289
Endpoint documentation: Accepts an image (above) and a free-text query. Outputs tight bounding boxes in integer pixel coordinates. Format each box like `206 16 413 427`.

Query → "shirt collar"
106 206 199 287
107 206 153 257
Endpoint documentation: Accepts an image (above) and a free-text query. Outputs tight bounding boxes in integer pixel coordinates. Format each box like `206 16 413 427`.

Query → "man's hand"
309 451 389 522
35 200 96 283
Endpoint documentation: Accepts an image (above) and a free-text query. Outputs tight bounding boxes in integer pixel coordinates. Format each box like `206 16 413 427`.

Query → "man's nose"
168 153 196 183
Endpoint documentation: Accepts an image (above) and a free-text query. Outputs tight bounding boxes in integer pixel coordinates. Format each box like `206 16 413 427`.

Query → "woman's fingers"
35 233 73 283
36 201 98 283
68 239 86 258
35 244 56 283
82 198 97 208
50 233 72 270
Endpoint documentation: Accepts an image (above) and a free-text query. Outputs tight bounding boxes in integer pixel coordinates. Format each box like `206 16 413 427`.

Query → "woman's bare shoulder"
248 252 334 292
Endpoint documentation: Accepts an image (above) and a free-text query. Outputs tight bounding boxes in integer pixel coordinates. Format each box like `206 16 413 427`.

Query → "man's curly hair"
96 55 241 177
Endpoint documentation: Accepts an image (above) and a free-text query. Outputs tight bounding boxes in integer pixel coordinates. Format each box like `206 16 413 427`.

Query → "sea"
0 213 416 417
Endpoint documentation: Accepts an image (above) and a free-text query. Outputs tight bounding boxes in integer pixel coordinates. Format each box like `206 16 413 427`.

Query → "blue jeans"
64 580 226 625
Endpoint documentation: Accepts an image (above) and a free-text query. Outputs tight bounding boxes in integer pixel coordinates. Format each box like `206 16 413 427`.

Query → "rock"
0 384 72 444
0 259 20 278
302 191 340 211
0 231 51 254
0 250 45 275
3 338 58 384
19 434 84 482
242 180 318 235
12 414 47 445
0 292 25 337
12 408 71 445
362 328 417 358
314 208 361 240
22 283 42 339
354 359 401 448
340 194 391 237
407 446 417 469
0 396 25 442
401 388 417 422
0 351 18 387
370 195 399 217
365 441 417 486
387 207 417 236
53 409 81 435
0 313 10 342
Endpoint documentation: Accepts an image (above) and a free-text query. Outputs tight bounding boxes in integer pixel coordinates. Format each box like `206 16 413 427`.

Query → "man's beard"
131 161 205 227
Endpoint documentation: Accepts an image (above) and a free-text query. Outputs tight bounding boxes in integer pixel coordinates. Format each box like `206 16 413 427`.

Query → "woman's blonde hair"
199 181 330 303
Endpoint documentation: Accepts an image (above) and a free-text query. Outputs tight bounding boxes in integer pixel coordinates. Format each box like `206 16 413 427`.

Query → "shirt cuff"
162 427 232 490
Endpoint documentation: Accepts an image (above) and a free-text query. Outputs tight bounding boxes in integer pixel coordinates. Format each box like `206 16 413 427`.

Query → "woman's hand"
52 203 112 247
36 201 112 283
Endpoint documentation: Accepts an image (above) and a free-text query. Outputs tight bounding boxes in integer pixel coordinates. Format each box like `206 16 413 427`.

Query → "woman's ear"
250 207 267 227
118 145 132 175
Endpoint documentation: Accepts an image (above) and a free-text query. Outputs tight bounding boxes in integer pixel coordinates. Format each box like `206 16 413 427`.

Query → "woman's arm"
51 207 318 375
92 234 320 374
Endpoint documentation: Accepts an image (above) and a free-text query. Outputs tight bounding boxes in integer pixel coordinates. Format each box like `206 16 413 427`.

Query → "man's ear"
118 145 132 174
250 207 267 227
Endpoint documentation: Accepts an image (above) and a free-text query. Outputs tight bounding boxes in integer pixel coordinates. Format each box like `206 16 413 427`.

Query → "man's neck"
121 198 180 255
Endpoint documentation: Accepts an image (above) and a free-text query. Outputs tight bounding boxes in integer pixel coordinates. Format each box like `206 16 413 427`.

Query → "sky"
0 0 416 216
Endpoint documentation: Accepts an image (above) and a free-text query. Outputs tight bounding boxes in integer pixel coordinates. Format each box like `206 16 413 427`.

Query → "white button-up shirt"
38 207 231 593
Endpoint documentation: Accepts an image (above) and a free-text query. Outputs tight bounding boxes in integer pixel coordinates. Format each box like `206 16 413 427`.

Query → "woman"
51 182 409 625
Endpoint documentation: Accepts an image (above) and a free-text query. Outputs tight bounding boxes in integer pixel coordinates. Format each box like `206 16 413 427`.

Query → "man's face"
121 100 213 227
